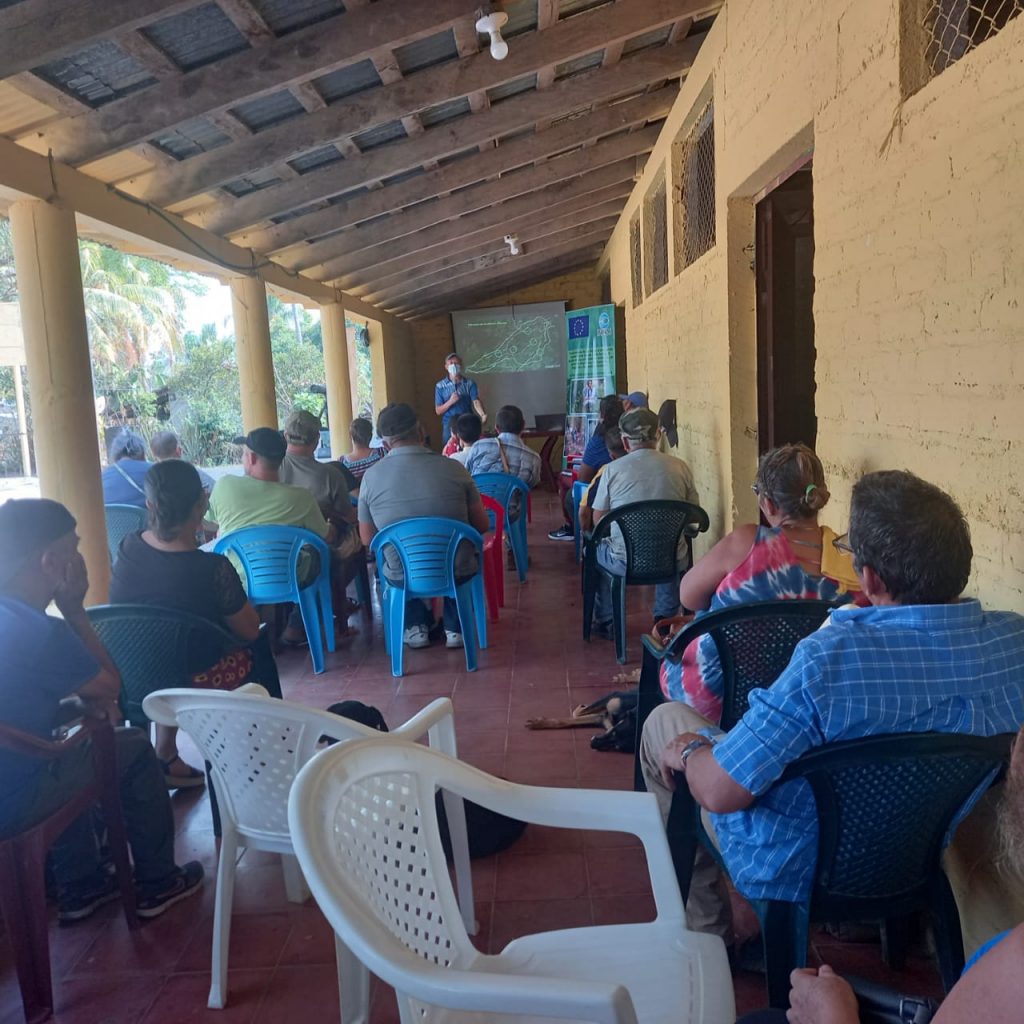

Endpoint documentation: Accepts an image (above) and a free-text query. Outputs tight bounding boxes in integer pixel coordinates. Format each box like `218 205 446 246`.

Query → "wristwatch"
679 736 712 769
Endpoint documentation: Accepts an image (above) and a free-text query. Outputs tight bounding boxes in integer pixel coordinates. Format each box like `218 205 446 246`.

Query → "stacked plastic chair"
480 494 505 622
472 472 531 582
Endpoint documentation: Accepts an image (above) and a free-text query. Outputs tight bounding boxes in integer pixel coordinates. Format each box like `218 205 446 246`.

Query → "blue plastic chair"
472 472 530 582
104 503 147 564
369 518 487 678
571 480 588 563
214 526 335 674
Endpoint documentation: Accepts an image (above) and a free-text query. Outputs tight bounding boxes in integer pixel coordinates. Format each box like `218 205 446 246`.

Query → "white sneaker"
403 625 430 648
445 630 464 649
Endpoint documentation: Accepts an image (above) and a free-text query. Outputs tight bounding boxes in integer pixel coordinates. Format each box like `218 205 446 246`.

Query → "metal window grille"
923 0 1023 78
629 213 643 307
673 99 716 272
643 169 669 296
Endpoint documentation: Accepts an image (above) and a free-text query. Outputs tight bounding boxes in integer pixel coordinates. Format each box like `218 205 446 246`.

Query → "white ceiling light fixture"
504 233 521 255
475 7 510 61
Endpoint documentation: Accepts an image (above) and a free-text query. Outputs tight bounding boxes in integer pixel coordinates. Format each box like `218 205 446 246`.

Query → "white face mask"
447 363 461 379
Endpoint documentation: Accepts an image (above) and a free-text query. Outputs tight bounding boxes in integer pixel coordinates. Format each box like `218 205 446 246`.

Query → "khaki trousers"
640 701 733 942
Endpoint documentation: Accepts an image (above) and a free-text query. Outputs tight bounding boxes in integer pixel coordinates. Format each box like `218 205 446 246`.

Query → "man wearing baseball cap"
358 403 490 650
279 409 365 622
620 391 649 412
589 408 700 637
207 426 333 645
0 498 204 921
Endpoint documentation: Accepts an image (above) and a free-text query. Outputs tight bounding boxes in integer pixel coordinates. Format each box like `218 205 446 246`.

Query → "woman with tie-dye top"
660 444 860 721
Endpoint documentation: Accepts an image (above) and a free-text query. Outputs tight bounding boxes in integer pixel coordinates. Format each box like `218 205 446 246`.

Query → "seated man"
101 431 153 508
279 409 364 621
207 427 333 645
578 426 625 534
589 408 700 636
358 403 489 651
640 470 1024 946
448 412 482 468
0 499 203 921
464 404 542 490
150 428 216 493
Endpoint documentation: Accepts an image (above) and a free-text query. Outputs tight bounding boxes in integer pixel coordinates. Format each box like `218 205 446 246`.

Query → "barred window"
629 212 642 307
914 0 1022 85
643 167 669 296
672 98 715 273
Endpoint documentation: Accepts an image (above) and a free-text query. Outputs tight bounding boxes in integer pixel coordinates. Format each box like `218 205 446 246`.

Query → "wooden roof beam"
0 0 199 78
285 131 653 272
233 87 672 256
392 236 607 317
31 0 480 166
344 183 632 293
326 173 636 287
362 204 625 304
196 39 701 235
122 0 696 207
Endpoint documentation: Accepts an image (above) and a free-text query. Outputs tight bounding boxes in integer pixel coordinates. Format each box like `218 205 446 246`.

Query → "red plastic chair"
480 495 505 622
0 712 138 1023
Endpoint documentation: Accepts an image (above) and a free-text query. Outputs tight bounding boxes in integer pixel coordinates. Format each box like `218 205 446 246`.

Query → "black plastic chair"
103 503 147 564
668 731 1014 1008
581 499 709 663
633 598 835 789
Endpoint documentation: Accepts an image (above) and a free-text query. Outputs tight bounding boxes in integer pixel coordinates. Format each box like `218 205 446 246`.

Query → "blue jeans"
405 597 462 633
592 541 680 624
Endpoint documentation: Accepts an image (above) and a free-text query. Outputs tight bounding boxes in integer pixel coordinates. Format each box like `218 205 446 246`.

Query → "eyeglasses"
832 532 854 556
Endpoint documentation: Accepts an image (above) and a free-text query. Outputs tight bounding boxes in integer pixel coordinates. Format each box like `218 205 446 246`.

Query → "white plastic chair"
288 737 735 1024
142 685 475 1015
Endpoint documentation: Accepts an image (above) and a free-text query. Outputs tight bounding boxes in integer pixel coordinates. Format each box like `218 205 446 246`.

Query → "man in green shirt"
207 427 332 645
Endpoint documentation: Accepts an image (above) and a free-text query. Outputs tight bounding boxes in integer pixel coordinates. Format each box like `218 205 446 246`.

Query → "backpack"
325 701 527 859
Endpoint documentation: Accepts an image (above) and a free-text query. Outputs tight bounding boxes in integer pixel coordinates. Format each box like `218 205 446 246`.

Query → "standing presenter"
435 352 487 444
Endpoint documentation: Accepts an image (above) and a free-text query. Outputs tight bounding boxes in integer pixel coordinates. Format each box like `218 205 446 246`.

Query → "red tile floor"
0 493 946 1023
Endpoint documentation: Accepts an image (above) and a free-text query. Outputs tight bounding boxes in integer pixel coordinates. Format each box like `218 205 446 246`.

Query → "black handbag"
848 976 939 1024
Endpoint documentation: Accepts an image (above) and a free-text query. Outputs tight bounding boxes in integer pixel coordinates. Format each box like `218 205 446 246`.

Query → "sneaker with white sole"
136 861 204 919
445 631 464 649
403 625 430 648
57 872 120 923
547 524 574 541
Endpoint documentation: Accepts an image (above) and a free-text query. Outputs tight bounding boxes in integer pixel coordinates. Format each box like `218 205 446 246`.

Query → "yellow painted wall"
601 0 1024 610
408 266 604 447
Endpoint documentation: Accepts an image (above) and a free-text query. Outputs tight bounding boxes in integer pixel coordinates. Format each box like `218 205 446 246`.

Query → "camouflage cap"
618 407 660 442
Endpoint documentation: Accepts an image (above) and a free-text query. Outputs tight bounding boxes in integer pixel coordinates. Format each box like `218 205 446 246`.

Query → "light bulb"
488 32 509 60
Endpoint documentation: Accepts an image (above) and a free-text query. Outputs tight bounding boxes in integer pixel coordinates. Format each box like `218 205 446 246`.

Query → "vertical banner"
564 304 616 467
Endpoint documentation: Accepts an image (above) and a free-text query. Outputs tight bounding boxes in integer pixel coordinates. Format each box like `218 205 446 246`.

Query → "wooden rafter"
124 0 697 208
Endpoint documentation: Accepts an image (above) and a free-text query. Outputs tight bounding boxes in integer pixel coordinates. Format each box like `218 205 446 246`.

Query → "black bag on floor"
326 701 527 859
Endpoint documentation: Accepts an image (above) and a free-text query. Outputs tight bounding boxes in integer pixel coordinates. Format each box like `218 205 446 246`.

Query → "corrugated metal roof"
503 0 539 37
288 144 345 174
230 89 306 131
314 59 382 104
221 167 284 197
622 25 673 55
392 28 458 75
419 95 471 129
559 0 613 18
150 117 234 160
33 40 155 108
351 119 406 152
380 166 426 187
247 0 345 36
141 3 250 73
487 73 537 105
554 49 604 80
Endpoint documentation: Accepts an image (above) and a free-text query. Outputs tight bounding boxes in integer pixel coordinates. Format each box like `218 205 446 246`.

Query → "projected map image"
462 316 561 374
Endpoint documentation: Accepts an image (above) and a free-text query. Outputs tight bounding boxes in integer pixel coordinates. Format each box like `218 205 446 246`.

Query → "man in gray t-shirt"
590 408 700 634
358 403 489 651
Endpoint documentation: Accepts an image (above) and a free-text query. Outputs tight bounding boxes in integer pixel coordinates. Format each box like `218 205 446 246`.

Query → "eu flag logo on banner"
568 314 590 338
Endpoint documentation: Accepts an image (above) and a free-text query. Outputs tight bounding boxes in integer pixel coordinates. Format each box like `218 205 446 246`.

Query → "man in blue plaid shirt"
640 470 1024 944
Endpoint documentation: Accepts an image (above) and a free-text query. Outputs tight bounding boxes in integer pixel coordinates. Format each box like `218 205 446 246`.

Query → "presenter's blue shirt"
435 376 479 433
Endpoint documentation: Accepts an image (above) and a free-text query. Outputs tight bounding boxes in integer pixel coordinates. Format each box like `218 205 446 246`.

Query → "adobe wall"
601 0 1024 609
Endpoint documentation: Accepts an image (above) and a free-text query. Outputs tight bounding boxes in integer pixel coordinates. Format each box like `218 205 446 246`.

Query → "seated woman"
340 417 385 485
661 443 860 722
110 459 281 788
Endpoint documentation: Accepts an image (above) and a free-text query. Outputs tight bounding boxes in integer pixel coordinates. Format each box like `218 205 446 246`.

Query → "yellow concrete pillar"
9 199 110 603
321 302 354 458
230 275 277 430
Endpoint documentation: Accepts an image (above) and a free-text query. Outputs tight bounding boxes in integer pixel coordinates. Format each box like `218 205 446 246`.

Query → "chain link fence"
673 98 716 272
923 0 1023 78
